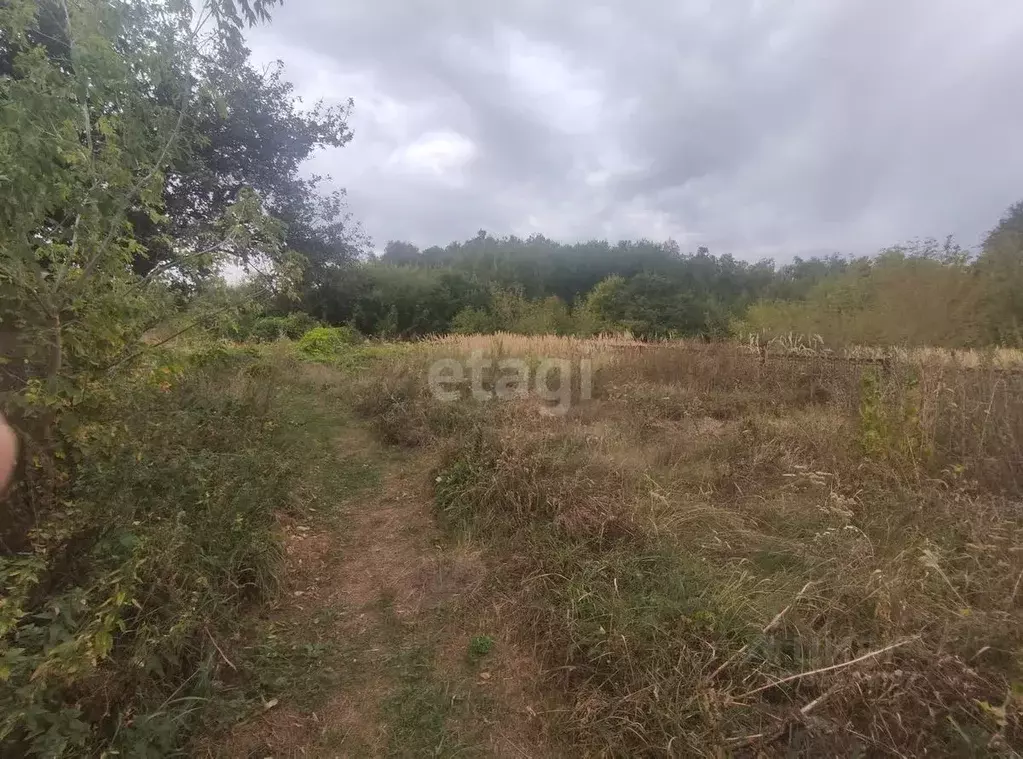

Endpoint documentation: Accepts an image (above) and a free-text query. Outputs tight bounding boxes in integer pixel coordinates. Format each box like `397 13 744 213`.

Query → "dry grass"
353 334 1023 756
426 331 645 354
431 330 1023 368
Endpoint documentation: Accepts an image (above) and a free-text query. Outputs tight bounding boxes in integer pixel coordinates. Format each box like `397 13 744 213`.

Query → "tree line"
7 0 1013 354
284 209 1023 347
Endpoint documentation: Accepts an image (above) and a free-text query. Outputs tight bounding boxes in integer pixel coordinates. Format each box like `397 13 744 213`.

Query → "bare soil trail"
214 421 553 758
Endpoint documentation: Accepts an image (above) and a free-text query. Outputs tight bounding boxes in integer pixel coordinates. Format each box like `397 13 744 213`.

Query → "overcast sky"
246 0 1023 260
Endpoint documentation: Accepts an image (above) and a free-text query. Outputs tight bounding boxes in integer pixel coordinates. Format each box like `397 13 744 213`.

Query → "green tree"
129 45 364 285
0 0 299 394
338 265 487 337
583 275 629 332
742 240 984 347
976 201 1023 345
381 240 421 265
0 2 303 752
451 306 497 334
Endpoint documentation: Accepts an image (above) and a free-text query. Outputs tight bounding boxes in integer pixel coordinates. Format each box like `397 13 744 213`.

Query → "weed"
2 356 277 753
296 325 362 360
352 355 483 448
0 347 376 756
467 635 495 662
249 313 321 342
238 626 341 711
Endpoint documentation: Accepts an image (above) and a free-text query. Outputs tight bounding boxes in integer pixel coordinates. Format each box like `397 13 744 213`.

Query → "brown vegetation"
354 334 1023 756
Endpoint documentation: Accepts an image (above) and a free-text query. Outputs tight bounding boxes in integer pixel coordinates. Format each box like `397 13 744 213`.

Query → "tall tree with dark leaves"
129 48 365 283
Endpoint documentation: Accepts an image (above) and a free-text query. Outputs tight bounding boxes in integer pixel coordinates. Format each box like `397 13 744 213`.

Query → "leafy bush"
250 313 322 342
296 326 362 359
451 307 497 335
467 635 495 661
0 352 302 756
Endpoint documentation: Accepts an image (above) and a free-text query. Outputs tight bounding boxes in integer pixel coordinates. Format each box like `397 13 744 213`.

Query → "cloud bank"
247 0 1023 259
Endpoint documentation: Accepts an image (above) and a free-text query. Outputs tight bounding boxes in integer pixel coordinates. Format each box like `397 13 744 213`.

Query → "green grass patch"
467 635 495 662
202 614 357 733
382 645 470 758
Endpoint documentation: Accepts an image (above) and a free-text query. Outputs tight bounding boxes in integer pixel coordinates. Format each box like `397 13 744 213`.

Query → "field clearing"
348 333 1023 756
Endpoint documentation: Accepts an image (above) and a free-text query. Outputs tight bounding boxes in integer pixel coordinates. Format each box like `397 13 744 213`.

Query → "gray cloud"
246 0 1023 259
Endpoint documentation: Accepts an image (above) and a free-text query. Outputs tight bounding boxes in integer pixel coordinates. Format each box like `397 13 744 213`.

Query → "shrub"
296 326 362 359
250 313 321 342
451 307 497 335
0 352 302 756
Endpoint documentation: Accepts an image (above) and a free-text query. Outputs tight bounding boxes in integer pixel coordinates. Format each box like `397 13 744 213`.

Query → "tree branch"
66 4 217 294
140 235 235 284
60 0 95 170
104 282 271 374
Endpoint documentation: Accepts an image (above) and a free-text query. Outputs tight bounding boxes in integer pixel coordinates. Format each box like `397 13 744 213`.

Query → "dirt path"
214 422 552 758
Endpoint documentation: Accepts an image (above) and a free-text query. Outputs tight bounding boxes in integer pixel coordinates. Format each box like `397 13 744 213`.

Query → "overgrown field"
5 331 1022 756
353 335 1023 756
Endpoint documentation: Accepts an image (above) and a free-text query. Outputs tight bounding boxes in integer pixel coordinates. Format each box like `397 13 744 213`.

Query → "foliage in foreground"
0 348 310 755
0 0 367 749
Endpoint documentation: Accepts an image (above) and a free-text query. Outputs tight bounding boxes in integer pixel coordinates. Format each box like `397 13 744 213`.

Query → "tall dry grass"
354 334 1023 756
